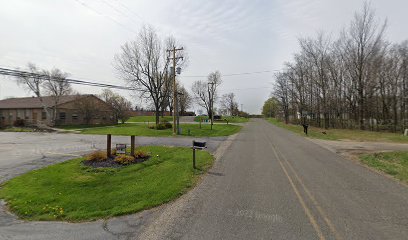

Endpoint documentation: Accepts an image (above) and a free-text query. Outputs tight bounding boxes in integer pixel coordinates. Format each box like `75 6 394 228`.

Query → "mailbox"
193 141 206 149
192 141 207 169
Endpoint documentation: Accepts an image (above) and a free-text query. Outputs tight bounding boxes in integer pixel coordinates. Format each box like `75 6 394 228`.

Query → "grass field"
360 151 408 183
75 123 241 137
0 127 34 132
268 118 408 143
0 146 213 221
127 116 173 122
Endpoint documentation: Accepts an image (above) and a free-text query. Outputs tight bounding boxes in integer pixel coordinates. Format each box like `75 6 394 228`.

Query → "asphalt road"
2 120 408 239
140 119 408 240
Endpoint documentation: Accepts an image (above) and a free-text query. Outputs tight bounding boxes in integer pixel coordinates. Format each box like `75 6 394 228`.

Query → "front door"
32 112 38 123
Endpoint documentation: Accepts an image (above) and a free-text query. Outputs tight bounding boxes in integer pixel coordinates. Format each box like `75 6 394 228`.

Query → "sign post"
107 134 112 157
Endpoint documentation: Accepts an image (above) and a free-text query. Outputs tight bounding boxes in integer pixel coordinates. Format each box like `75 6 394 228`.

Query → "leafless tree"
74 95 99 125
271 3 408 133
177 84 192 115
16 63 51 120
192 71 222 128
16 63 72 125
114 25 185 125
100 89 133 124
220 93 238 116
42 68 72 124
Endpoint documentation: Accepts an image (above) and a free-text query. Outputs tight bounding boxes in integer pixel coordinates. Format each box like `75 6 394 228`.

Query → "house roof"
0 95 88 109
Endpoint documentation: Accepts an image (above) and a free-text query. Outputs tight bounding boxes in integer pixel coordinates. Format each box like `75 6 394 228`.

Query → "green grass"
56 124 117 130
0 146 213 221
268 118 408 143
77 123 241 137
127 116 173 122
0 127 34 132
360 151 408 183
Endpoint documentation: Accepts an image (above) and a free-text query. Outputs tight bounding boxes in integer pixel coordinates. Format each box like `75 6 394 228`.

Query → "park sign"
116 144 127 154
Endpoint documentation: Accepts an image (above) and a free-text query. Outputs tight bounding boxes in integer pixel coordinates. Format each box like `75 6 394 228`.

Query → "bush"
85 151 108 162
147 121 172 130
134 150 150 159
14 119 25 127
114 154 135 165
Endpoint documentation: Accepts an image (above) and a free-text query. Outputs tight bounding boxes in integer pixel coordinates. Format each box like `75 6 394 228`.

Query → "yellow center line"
275 147 344 240
268 140 326 240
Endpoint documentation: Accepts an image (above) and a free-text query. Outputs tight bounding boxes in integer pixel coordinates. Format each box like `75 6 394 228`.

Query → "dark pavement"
141 119 408 240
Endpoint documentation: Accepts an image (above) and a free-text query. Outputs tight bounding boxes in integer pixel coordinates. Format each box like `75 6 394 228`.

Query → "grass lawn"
56 124 117 130
77 123 241 137
360 151 408 183
0 127 34 132
268 118 408 143
127 116 173 122
0 146 213 221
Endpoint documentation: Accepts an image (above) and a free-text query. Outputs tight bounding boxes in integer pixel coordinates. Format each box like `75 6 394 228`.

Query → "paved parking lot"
0 131 227 240
0 132 225 183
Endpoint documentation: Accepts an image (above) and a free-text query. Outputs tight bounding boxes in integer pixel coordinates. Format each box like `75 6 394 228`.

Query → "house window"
42 111 47 120
59 112 66 120
72 114 78 120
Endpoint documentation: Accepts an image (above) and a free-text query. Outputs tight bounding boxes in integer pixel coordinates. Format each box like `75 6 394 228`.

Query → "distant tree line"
272 3 408 132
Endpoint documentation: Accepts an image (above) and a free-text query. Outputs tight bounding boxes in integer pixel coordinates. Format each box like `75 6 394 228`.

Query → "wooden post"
107 134 112 157
131 135 135 156
193 148 196 169
192 140 196 169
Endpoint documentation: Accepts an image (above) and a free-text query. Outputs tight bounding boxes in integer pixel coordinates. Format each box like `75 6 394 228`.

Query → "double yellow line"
267 135 343 240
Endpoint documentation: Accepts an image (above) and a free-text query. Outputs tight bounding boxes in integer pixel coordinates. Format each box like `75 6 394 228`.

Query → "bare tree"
220 93 238 116
100 89 133 124
114 25 185 125
16 63 51 121
270 2 408 133
192 71 222 128
16 63 72 126
177 84 192 115
42 68 72 124
74 95 99 125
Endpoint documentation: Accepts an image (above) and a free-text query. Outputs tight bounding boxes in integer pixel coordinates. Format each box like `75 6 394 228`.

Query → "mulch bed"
83 156 150 168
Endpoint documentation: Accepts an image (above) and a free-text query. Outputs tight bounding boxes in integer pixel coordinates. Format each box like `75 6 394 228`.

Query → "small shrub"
114 154 135 165
85 151 107 162
13 119 25 127
147 121 172 130
134 150 150 159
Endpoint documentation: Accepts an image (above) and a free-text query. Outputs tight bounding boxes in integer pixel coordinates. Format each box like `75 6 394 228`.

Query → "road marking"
268 140 326 240
275 147 344 240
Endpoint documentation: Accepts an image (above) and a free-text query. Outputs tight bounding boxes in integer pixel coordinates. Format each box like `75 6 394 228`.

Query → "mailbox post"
192 140 207 169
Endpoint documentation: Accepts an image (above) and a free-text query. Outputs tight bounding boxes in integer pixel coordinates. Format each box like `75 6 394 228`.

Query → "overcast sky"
0 0 407 114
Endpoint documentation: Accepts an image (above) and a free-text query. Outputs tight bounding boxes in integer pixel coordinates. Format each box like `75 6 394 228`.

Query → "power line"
0 67 139 91
74 0 137 34
114 0 144 22
100 0 143 24
183 70 279 78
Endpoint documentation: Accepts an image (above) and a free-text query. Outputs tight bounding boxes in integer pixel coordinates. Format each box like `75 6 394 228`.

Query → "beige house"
0 95 116 127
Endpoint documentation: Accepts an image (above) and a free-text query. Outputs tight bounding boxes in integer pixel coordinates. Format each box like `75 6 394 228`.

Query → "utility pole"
166 47 183 135
208 82 215 130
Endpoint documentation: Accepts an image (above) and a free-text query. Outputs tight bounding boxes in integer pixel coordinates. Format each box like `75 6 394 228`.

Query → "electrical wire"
183 70 279 78
0 67 140 91
74 0 137 34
